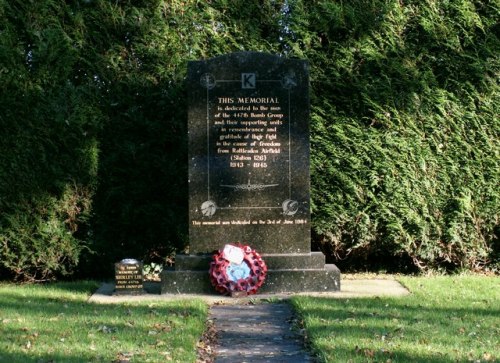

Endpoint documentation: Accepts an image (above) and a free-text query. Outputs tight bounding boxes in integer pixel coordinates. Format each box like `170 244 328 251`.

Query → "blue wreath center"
226 261 251 282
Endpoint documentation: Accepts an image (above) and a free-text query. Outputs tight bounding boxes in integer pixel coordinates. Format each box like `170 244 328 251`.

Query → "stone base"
259 265 340 293
161 252 341 294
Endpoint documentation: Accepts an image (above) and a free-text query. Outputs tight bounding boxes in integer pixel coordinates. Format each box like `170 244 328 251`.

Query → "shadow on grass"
0 286 206 363
295 296 499 319
0 350 118 363
291 296 499 363
312 346 461 363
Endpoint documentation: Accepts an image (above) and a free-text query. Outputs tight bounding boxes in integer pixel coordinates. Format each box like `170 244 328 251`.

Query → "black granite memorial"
114 259 144 295
162 52 340 294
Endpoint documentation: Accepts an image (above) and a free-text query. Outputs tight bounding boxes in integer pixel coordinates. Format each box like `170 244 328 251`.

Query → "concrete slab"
211 304 311 362
88 278 410 304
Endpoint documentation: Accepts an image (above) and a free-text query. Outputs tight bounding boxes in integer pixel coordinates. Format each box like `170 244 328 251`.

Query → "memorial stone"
162 52 340 294
114 259 144 295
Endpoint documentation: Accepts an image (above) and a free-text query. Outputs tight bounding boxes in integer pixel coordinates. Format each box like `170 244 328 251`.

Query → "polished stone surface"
163 52 340 294
114 260 143 295
188 52 310 254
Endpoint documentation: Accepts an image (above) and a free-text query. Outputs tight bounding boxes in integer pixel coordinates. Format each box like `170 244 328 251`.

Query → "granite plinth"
260 264 340 293
161 254 340 294
174 252 327 270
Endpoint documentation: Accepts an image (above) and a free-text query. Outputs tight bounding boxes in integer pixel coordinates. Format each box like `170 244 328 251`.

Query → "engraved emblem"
281 74 297 89
282 199 299 216
200 73 216 89
241 73 256 89
221 179 278 191
201 200 217 217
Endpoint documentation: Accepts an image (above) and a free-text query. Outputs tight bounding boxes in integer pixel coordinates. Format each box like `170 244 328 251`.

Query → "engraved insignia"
221 179 278 191
200 73 216 89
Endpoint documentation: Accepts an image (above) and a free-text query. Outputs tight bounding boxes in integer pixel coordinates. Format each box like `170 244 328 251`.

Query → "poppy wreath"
209 243 267 295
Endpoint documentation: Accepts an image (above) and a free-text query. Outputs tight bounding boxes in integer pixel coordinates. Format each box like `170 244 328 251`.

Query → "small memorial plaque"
114 259 144 295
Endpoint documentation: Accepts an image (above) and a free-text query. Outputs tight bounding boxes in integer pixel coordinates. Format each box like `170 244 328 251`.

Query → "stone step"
174 252 326 271
260 265 340 293
161 264 340 294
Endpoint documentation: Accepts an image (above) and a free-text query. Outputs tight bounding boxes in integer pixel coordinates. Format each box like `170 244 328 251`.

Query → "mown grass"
0 281 207 363
292 275 499 363
1 276 498 362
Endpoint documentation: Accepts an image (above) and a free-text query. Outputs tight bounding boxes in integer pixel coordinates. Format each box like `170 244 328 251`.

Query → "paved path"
88 279 409 304
210 303 311 363
88 280 410 362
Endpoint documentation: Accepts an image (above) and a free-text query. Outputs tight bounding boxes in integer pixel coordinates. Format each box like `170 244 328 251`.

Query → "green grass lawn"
0 281 207 363
292 275 500 363
1 276 498 363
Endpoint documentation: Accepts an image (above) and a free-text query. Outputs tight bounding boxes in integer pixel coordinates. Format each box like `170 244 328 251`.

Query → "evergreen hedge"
1 0 284 279
291 0 499 271
77 0 285 276
0 0 498 280
0 0 100 280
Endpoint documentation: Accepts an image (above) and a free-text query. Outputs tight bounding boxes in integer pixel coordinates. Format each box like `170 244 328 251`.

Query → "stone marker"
114 259 144 295
162 52 340 294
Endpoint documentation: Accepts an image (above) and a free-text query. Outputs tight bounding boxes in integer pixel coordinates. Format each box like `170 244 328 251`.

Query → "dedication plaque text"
188 52 310 254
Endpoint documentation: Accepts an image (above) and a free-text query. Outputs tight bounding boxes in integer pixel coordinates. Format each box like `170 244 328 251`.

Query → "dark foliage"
0 0 498 280
292 0 499 272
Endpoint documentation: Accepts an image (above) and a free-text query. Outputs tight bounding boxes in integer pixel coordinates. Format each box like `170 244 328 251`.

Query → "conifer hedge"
77 0 285 276
0 0 102 281
291 0 499 271
0 0 498 280
0 0 284 279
